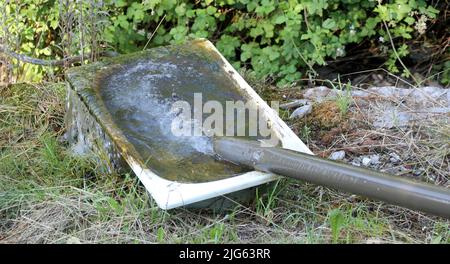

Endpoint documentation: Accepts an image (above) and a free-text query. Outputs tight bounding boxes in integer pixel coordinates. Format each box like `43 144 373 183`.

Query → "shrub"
0 0 445 86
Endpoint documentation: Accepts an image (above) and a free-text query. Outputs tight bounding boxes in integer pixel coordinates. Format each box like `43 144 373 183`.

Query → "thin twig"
382 20 420 86
292 39 318 77
143 14 166 50
339 68 415 87
0 45 117 66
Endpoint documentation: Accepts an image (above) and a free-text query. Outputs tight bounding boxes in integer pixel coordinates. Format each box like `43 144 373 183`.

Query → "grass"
332 76 352 116
0 82 449 244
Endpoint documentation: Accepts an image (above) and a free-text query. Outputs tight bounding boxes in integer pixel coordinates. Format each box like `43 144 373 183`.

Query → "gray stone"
302 86 337 102
289 104 313 119
329 150 346 160
360 155 380 167
362 157 372 166
351 160 361 167
370 154 380 164
373 109 411 129
351 90 370 97
389 152 401 163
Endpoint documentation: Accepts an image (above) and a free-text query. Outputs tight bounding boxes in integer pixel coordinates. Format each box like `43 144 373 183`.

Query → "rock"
389 152 401 163
289 104 312 119
280 99 309 109
367 86 408 97
398 165 408 172
329 150 346 160
351 157 361 167
409 86 448 101
447 89 450 108
373 109 411 129
362 157 371 166
426 107 450 114
370 154 380 164
413 168 425 176
302 86 337 102
351 90 370 97
361 155 380 166
66 236 81 244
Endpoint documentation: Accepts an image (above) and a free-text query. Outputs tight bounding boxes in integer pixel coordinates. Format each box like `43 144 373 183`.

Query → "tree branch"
0 45 117 66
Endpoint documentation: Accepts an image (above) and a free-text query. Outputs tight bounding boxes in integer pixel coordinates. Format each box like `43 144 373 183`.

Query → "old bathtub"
65 39 312 209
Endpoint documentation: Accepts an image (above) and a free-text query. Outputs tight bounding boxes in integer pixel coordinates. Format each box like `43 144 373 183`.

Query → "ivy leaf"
169 26 188 43
247 1 258 11
426 6 439 18
117 15 129 29
268 50 280 61
128 3 145 22
41 47 51 56
404 16 415 25
50 20 58 30
186 9 196 18
206 6 217 15
175 3 186 16
262 22 274 38
250 26 264 38
305 0 328 16
322 18 337 30
115 0 128 8
255 0 275 16
240 42 259 61
274 15 286 25
216 35 240 58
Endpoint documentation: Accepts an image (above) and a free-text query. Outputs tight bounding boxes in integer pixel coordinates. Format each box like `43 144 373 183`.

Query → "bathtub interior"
66 39 312 209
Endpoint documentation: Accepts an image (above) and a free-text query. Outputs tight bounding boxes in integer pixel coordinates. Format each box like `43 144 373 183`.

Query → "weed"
332 76 352 116
256 180 284 222
328 208 346 243
300 124 312 143
157 227 165 243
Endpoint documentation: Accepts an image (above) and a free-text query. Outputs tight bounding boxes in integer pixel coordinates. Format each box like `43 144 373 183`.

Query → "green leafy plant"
333 78 352 116
0 0 109 81
437 61 450 86
0 0 443 85
157 226 165 242
209 223 225 243
328 208 346 243
300 124 312 143
256 179 283 221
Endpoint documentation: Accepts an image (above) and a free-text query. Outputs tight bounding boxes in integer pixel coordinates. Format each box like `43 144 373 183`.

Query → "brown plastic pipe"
213 137 450 219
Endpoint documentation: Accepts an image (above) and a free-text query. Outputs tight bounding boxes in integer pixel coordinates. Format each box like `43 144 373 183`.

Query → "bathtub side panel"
65 83 128 174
